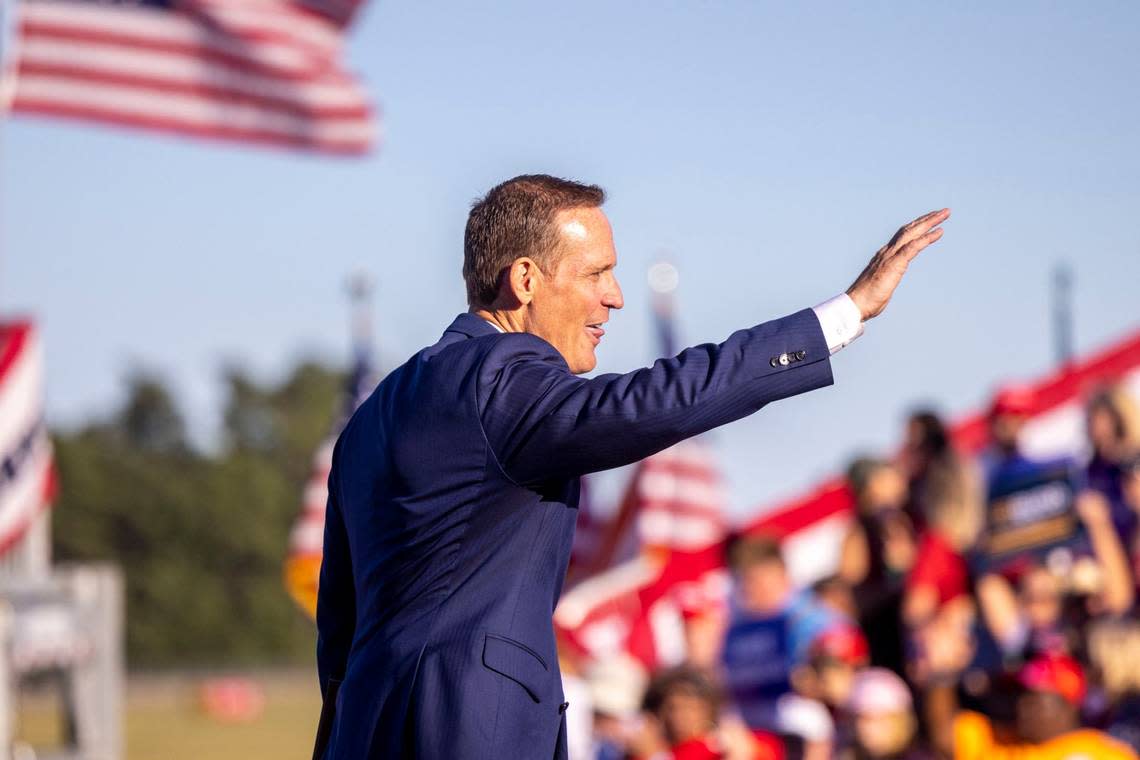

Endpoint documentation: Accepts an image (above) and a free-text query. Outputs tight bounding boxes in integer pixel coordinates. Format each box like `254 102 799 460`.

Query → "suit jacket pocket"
482 632 548 703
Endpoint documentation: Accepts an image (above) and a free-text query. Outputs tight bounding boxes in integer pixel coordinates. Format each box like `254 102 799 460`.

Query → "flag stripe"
18 62 370 118
15 78 374 151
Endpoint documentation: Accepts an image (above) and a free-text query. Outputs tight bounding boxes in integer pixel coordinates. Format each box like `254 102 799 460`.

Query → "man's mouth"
586 323 605 344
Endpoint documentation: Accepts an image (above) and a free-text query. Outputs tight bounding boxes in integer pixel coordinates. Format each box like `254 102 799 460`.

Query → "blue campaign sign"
979 455 1085 573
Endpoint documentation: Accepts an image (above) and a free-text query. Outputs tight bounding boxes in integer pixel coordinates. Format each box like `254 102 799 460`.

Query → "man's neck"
470 307 525 334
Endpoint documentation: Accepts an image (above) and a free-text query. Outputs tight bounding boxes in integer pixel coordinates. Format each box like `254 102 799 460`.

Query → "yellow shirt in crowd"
954 711 1138 760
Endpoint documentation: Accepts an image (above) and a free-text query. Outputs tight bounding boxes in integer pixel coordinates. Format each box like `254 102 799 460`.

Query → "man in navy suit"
314 175 949 759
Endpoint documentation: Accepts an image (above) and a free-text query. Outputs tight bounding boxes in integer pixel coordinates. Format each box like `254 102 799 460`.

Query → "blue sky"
4 1 1139 518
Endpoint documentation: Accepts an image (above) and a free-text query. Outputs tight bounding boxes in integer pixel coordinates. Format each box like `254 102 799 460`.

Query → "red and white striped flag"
555 439 730 671
0 321 55 556
5 0 377 154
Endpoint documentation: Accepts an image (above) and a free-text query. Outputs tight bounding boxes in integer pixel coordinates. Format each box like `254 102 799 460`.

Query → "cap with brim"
1017 654 1086 707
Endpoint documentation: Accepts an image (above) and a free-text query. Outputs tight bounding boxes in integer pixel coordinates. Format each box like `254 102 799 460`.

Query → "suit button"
770 357 779 368
795 350 806 361
778 353 790 366
559 701 570 714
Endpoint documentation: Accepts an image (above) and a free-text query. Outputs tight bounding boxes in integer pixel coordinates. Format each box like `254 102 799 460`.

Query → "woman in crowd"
1085 386 1140 545
899 410 956 532
838 458 915 675
902 456 981 629
1116 451 1140 588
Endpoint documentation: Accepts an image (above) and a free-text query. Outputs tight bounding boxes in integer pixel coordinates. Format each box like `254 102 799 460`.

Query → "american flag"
0 321 56 557
5 0 376 153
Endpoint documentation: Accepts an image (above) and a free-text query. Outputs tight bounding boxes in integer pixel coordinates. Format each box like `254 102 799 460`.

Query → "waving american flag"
5 0 377 153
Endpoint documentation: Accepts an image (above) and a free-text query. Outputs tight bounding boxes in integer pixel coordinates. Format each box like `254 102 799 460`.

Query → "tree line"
50 361 345 668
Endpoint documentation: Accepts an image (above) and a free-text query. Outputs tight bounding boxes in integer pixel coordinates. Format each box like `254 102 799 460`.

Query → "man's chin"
569 351 598 375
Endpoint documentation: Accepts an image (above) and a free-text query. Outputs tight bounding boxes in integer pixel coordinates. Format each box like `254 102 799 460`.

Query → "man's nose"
604 275 624 310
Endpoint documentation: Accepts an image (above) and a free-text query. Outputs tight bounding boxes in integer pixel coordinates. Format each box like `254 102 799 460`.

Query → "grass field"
18 668 323 760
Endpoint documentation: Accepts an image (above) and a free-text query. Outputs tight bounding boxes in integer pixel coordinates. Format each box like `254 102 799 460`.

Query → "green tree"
51 361 345 667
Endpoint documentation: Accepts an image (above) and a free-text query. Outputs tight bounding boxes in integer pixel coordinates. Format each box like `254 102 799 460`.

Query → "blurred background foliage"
49 362 345 667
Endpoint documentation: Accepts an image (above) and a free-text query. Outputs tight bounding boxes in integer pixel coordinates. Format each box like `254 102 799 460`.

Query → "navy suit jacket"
316 309 834 759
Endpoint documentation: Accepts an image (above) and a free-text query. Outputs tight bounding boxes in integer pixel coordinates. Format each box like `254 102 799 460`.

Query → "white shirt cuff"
812 293 864 355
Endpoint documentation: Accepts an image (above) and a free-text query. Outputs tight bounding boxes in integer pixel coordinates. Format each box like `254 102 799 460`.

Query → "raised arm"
479 308 833 485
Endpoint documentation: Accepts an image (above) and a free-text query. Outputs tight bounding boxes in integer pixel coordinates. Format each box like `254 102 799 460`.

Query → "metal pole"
1052 263 1074 367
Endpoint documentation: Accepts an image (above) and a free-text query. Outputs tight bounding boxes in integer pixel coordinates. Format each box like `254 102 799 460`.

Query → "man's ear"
507 258 542 305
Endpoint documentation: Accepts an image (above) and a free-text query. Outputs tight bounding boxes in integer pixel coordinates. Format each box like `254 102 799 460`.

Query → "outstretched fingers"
892 208 951 249
900 226 945 262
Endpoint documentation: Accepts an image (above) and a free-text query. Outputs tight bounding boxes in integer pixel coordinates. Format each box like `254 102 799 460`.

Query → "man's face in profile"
527 206 624 374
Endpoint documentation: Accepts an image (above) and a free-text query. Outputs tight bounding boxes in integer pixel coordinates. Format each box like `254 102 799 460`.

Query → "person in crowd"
790 623 871 754
903 456 980 629
584 654 649 760
791 624 871 716
839 668 933 760
838 457 915 675
899 409 955 532
631 665 783 760
1087 619 1140 754
1086 386 1140 546
839 458 914 588
978 386 1038 487
975 490 1135 659
720 536 839 733
922 645 1137 760
1121 451 1140 586
811 576 859 621
773 693 834 760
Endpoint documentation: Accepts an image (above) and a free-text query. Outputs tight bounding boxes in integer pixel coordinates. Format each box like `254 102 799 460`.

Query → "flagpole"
1052 262 1074 368
648 258 679 357
346 270 374 364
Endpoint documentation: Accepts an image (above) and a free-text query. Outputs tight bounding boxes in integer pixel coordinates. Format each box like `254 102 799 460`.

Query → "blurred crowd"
560 383 1140 760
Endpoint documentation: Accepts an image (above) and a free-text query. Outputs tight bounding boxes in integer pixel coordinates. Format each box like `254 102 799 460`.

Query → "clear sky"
4 1 1139 519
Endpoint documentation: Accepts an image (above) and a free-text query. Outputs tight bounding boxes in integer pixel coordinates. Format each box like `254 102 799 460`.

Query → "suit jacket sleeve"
478 308 834 486
315 440 355 697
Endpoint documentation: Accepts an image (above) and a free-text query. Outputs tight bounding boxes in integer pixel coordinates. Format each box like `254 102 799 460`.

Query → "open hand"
847 209 950 320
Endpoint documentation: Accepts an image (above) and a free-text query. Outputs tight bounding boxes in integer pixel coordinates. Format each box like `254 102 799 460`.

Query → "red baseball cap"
809 624 870 667
989 385 1037 419
1018 654 1086 706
